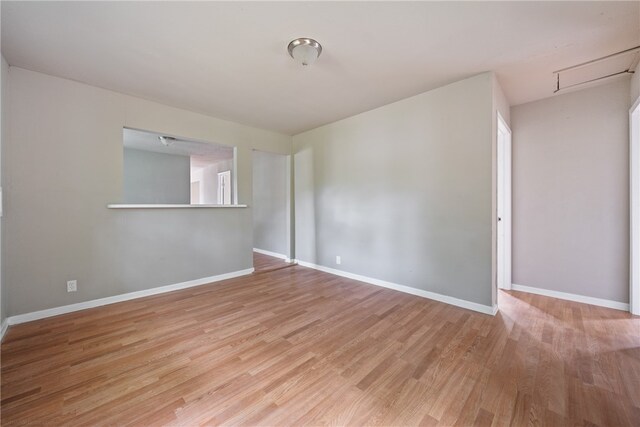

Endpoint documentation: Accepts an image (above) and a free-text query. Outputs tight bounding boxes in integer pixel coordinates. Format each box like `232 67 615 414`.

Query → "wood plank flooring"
1 265 639 426
252 252 292 274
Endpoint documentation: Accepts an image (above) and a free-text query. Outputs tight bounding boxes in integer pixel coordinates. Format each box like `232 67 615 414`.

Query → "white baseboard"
511 283 629 311
253 248 292 263
295 260 496 315
0 318 9 342
5 268 255 327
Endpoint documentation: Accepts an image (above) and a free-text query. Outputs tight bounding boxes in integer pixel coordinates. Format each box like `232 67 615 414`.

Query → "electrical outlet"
336 256 341 265
67 280 77 292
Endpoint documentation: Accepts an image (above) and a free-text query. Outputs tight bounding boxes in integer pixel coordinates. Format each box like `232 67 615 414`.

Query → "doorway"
497 113 512 292
251 150 293 273
217 170 231 205
630 97 640 315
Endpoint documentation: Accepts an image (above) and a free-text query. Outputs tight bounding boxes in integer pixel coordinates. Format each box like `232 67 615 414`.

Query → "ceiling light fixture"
158 136 177 146
288 38 322 66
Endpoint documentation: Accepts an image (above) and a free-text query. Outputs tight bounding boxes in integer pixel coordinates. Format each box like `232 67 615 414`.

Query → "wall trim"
295 260 496 315
253 248 292 263
0 319 9 342
511 283 629 312
630 98 640 315
5 268 255 328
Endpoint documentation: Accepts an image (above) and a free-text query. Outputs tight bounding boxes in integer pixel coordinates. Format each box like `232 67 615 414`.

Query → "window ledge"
107 204 248 209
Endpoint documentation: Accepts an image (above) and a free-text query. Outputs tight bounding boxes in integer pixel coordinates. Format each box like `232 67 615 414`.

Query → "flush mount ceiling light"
158 136 177 146
288 38 322 66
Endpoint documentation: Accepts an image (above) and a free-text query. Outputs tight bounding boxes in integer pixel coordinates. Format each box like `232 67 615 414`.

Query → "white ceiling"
2 1 639 135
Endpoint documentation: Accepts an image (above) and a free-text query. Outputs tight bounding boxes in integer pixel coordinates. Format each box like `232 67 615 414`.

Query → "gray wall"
252 150 288 256
3 66 291 317
1 55 7 325
123 148 190 204
511 78 630 303
293 73 495 307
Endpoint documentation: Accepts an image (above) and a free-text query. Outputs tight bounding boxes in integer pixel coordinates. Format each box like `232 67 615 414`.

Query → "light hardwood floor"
1 265 639 426
253 252 292 274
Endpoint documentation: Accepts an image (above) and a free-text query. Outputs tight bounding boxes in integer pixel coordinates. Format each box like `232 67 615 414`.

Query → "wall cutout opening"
122 128 236 205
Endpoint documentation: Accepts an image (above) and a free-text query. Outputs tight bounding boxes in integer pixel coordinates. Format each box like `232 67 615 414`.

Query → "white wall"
3 66 291 317
197 159 233 204
511 78 630 303
294 73 495 308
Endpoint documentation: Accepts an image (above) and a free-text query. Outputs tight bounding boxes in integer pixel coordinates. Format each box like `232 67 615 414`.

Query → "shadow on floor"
253 251 296 274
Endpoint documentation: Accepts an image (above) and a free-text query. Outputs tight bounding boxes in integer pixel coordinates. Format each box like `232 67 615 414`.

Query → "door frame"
251 149 294 263
217 170 232 205
497 112 512 291
630 96 640 315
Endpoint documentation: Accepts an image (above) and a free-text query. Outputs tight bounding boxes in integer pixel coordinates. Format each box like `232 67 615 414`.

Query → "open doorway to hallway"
497 113 512 301
252 149 294 273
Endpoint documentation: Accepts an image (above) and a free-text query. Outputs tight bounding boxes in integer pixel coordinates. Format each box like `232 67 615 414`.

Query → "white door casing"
218 170 232 205
497 113 512 291
630 97 640 315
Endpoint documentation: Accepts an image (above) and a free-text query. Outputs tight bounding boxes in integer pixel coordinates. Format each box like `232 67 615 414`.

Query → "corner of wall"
0 54 8 326
292 74 496 308
631 61 640 107
491 74 511 126
3 66 289 317
490 73 512 308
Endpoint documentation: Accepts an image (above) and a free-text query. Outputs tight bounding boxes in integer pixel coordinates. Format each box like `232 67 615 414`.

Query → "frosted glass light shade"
288 38 322 66
292 44 319 66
